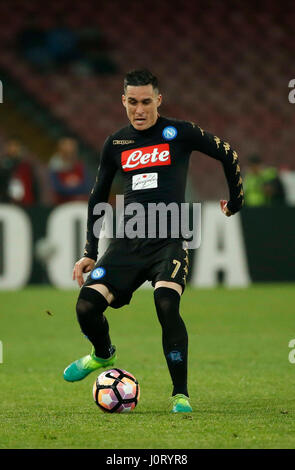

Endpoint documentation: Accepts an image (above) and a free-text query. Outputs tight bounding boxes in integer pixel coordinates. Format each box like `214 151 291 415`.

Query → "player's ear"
157 94 162 108
122 94 127 108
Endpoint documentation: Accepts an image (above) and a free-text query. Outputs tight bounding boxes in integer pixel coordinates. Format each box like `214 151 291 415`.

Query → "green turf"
0 284 295 449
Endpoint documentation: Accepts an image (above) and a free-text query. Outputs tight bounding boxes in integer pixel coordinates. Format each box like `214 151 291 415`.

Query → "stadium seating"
0 0 294 200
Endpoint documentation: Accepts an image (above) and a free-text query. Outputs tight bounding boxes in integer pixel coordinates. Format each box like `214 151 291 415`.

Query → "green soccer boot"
63 346 117 382
170 394 193 413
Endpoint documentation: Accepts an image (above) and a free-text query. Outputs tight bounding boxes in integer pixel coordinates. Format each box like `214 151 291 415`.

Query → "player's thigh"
86 284 115 304
154 280 182 296
149 240 189 294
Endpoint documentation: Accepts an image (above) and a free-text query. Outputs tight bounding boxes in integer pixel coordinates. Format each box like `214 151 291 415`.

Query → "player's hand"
73 257 96 287
220 200 233 217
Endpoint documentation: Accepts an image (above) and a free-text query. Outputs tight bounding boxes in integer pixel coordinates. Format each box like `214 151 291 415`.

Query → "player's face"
122 85 162 130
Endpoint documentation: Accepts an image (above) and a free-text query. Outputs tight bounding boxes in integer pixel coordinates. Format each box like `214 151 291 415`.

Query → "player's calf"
76 286 112 358
63 286 117 382
154 287 189 397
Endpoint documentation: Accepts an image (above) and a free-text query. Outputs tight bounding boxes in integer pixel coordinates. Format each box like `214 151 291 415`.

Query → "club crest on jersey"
162 126 177 140
91 267 106 280
121 144 171 171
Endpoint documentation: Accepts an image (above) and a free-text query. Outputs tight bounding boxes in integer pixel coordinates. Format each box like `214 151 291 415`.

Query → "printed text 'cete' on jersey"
121 144 171 172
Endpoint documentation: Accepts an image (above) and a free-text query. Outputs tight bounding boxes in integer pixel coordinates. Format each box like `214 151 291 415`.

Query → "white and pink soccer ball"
93 368 140 413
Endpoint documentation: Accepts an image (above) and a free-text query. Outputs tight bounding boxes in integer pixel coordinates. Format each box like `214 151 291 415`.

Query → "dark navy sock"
154 287 189 397
76 287 113 359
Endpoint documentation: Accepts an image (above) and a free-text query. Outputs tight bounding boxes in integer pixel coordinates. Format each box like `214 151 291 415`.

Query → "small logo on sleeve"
91 267 106 280
162 126 177 140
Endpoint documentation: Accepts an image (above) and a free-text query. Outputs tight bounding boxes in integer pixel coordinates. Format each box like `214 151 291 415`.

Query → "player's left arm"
186 122 244 216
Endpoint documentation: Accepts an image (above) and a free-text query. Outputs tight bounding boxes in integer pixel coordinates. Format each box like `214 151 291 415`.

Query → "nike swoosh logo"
105 371 124 383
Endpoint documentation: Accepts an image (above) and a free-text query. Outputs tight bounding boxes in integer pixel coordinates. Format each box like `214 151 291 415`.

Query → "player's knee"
154 287 187 345
154 286 180 309
154 287 181 323
76 286 109 321
76 298 92 322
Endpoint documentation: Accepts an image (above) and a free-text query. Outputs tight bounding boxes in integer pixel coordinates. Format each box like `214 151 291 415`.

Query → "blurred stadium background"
0 0 294 288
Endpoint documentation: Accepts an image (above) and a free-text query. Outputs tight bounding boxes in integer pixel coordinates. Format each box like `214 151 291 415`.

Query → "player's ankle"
172 387 189 397
93 345 116 360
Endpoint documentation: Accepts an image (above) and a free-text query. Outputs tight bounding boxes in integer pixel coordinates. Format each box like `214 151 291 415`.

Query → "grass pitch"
0 284 295 449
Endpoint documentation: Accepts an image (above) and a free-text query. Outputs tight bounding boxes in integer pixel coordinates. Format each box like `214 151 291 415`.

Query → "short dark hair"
124 69 159 93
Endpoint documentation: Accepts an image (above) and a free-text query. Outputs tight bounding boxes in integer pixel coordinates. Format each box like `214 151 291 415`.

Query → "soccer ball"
93 368 140 413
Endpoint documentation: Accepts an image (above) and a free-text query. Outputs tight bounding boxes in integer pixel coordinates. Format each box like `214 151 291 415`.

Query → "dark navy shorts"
83 237 189 308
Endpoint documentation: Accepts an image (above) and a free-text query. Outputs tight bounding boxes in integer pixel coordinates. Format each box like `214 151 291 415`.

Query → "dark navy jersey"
84 116 244 260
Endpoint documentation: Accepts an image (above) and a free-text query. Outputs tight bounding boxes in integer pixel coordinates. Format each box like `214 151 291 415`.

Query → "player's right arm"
73 136 117 287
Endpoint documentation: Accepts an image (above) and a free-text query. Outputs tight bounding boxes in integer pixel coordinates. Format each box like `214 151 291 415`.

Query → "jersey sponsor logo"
121 144 171 171
113 139 135 145
162 126 177 140
132 172 158 190
91 267 106 280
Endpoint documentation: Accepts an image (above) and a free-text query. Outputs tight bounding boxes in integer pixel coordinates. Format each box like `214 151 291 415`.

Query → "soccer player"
63 69 244 413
